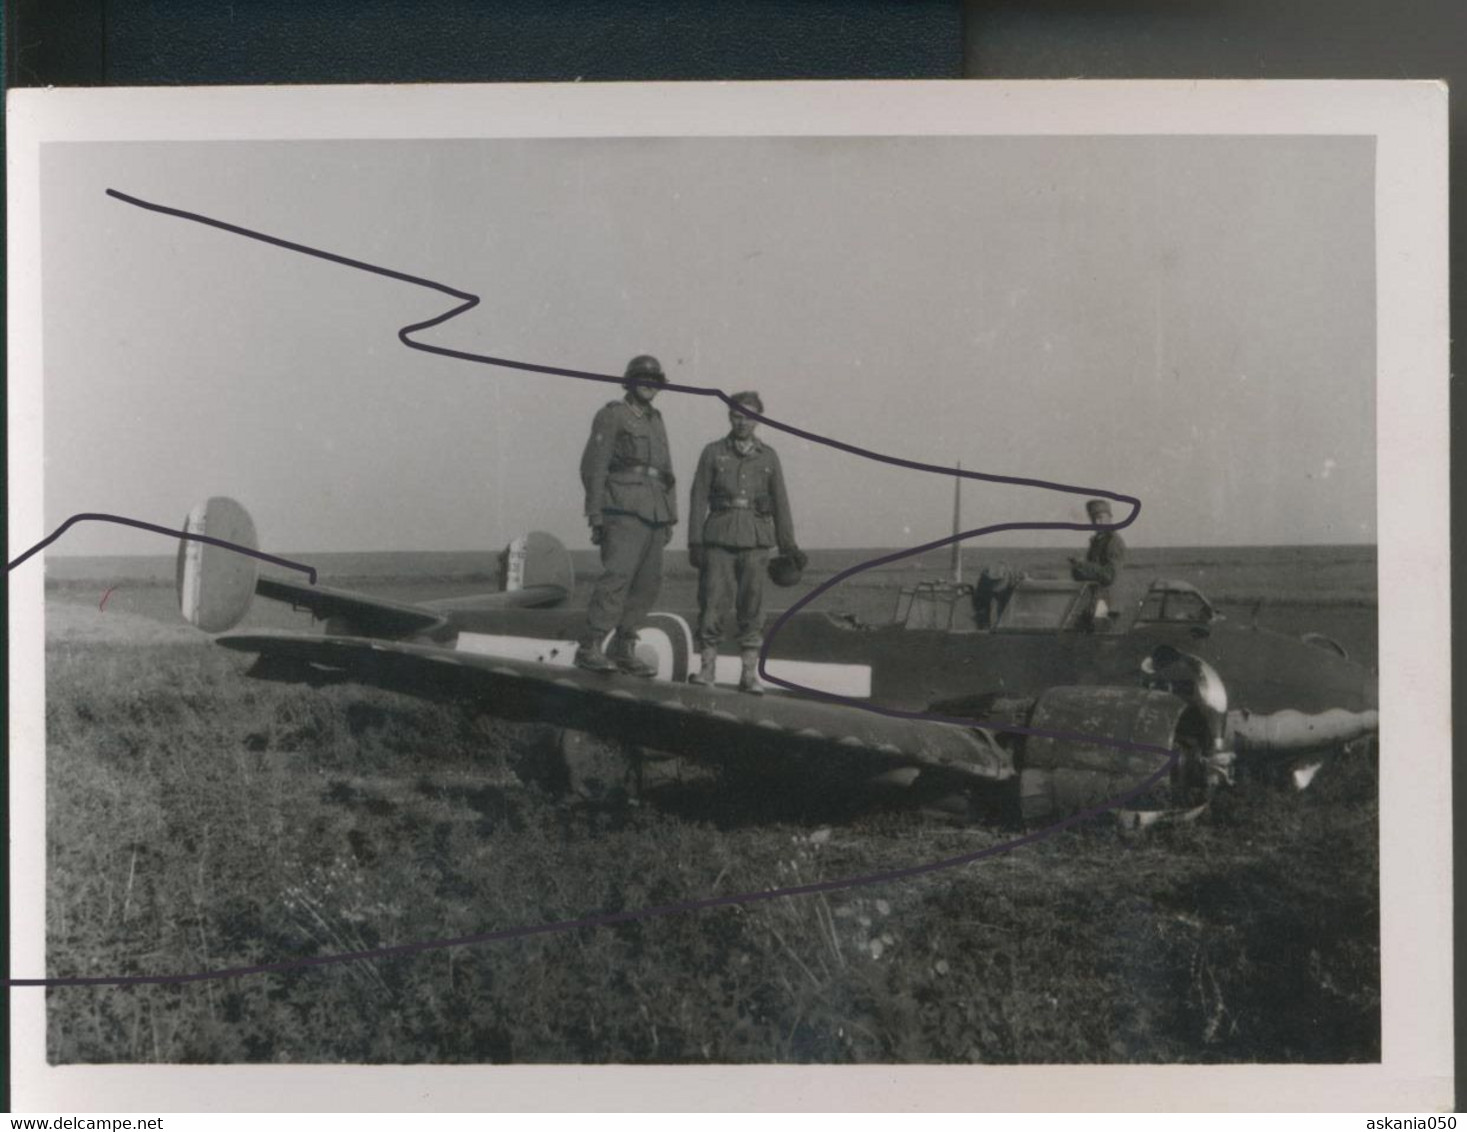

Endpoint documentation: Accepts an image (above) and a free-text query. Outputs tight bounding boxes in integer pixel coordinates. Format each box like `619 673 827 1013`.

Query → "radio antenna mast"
950 461 963 585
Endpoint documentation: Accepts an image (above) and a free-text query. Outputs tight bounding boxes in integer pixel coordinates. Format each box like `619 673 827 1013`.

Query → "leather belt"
616 463 666 481
712 496 752 510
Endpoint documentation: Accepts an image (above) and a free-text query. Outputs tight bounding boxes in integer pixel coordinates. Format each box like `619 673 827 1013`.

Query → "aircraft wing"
215 631 1013 785
255 577 572 639
255 577 449 637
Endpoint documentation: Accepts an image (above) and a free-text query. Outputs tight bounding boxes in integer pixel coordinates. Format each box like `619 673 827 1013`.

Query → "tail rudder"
501 530 575 604
176 496 259 632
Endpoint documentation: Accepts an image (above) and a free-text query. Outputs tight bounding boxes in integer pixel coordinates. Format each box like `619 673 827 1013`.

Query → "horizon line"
45 538 1382 560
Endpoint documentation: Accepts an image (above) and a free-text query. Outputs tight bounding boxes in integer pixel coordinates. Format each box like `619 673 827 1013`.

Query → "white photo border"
6 79 1451 1112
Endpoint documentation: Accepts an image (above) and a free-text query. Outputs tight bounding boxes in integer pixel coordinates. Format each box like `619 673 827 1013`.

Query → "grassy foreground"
44 627 1378 1064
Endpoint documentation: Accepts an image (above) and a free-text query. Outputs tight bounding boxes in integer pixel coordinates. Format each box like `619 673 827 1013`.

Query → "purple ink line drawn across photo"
6 511 318 583
12 748 1178 989
5 190 1173 989
97 190 1141 704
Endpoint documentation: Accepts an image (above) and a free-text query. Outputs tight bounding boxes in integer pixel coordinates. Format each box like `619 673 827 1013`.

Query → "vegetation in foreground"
44 628 1379 1065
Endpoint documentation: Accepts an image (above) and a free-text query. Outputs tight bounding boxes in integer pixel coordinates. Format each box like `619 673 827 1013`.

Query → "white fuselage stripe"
454 630 872 698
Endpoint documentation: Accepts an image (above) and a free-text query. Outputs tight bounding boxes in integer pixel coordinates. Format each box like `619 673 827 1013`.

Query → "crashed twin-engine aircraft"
177 497 1378 827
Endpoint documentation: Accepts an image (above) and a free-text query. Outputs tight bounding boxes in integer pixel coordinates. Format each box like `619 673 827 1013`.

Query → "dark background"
5 0 1460 1109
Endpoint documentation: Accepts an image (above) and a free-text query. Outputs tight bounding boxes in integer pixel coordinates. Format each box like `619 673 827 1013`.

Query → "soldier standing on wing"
1069 498 1128 629
575 355 678 676
687 391 805 694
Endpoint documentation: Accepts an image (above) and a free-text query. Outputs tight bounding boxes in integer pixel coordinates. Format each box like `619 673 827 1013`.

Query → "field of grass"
42 581 1379 1065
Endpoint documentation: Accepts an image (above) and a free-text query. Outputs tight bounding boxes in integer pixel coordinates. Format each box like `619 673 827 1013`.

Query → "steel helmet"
768 554 803 588
623 354 666 384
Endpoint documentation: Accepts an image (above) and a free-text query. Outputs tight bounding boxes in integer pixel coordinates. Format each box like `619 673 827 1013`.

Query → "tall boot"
738 648 765 695
574 635 618 674
608 631 657 678
688 644 719 686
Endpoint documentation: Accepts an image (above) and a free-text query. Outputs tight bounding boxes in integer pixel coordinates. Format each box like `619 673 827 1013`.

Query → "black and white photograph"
7 82 1450 1110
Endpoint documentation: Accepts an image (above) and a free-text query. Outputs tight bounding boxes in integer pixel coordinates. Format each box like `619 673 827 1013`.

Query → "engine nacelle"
1017 685 1213 825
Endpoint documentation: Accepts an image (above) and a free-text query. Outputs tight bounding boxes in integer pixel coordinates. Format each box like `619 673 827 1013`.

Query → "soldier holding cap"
687 391 805 693
575 355 678 675
1069 498 1127 628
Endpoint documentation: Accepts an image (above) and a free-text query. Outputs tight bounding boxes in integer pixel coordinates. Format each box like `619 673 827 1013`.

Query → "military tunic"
580 398 677 525
579 397 677 641
688 434 797 649
1070 530 1128 626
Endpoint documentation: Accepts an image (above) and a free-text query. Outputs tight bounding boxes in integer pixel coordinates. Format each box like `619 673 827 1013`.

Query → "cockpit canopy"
892 577 1093 633
891 581 980 632
1133 580 1219 626
892 576 1219 634
993 578 1094 632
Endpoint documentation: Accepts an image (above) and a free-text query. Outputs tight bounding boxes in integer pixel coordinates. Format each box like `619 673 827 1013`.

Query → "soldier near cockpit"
1069 498 1128 630
575 355 678 676
687 391 805 694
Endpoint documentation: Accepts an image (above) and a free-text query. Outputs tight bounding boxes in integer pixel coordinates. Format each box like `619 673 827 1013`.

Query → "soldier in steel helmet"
575 355 678 675
1069 498 1128 630
686 391 805 693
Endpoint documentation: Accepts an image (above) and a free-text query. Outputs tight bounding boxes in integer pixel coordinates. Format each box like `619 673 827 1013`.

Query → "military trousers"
584 514 668 642
695 545 771 649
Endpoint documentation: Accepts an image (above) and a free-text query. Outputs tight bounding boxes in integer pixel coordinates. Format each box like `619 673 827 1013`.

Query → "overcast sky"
40 134 1375 556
